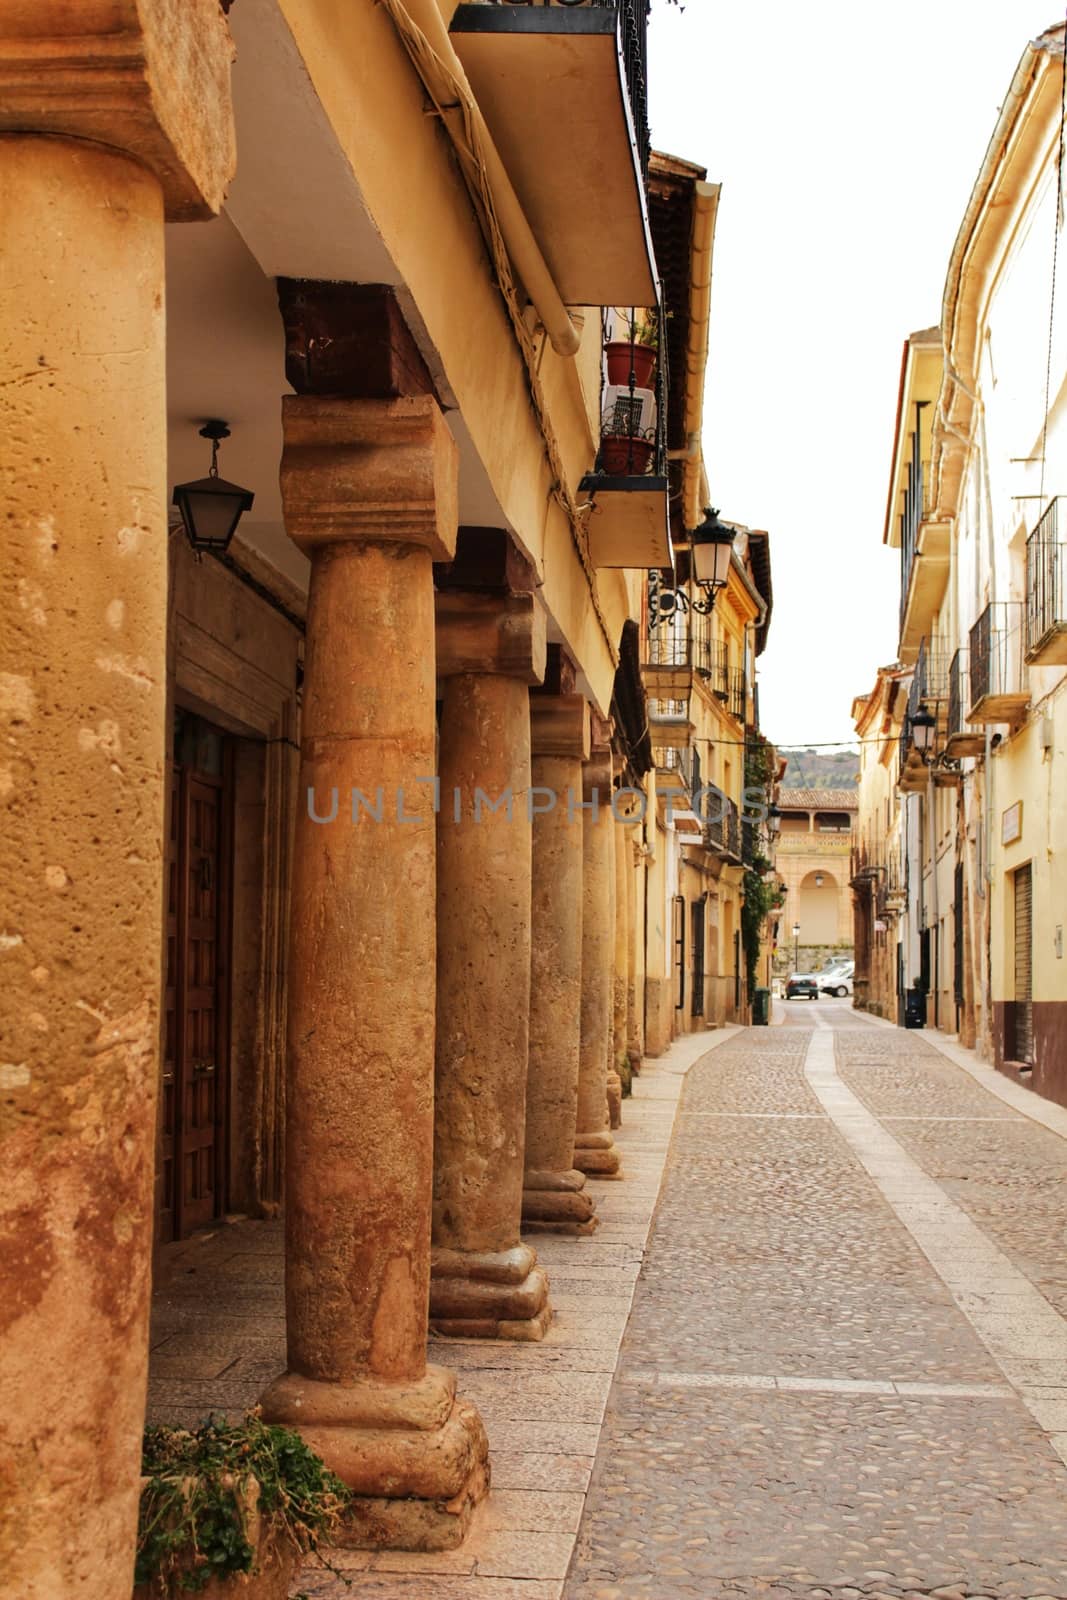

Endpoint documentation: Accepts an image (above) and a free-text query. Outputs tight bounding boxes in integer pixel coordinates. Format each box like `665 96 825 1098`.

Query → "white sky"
647 0 1061 747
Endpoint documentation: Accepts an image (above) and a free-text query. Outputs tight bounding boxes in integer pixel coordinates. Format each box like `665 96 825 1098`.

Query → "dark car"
785 974 820 1000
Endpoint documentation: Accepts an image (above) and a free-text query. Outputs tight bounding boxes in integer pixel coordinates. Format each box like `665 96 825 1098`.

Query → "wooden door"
1013 863 1034 1065
159 715 233 1241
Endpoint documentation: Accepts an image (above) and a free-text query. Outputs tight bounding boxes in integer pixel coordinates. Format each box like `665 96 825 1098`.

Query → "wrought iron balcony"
945 647 984 757
726 666 746 724
641 594 737 699
898 636 949 786
582 312 670 568
704 796 742 863
968 601 1029 724
450 0 658 307
652 741 693 796
1026 498 1067 665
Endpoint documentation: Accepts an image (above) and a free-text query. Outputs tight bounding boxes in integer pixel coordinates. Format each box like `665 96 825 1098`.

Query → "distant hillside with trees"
778 747 859 791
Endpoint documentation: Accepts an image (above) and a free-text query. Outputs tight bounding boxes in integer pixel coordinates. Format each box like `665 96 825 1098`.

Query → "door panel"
159 715 232 1242
1014 864 1034 1065
180 776 224 1232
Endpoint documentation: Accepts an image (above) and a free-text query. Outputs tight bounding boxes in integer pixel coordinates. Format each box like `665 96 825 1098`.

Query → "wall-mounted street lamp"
648 507 735 626
815 871 824 888
909 705 936 760
172 420 255 557
767 803 781 839
689 507 735 602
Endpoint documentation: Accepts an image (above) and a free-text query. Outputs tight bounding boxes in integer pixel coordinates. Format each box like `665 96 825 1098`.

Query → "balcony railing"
643 608 717 678
653 743 694 794
945 647 984 756
704 797 742 863
726 666 746 723
968 601 1029 723
898 407 932 635
899 635 949 774
1026 498 1067 664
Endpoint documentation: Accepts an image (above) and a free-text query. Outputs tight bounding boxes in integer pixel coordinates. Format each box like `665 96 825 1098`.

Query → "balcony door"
1012 864 1034 1066
160 712 233 1242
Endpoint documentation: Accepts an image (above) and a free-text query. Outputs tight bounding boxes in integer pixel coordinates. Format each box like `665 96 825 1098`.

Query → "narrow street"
281 1003 1067 1600
564 1005 1067 1600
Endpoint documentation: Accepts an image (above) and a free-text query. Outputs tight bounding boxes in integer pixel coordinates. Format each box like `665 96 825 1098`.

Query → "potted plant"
604 309 659 390
134 1412 349 1598
599 425 656 477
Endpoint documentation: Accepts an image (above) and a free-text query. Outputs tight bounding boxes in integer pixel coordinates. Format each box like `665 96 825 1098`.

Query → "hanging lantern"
172 420 255 557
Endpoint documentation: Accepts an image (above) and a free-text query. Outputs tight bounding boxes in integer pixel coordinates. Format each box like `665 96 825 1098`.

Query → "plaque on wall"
1001 802 1023 846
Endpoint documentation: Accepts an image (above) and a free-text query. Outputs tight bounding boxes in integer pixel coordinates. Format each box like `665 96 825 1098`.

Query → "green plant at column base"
742 734 779 1006
618 1054 634 1097
136 1411 350 1595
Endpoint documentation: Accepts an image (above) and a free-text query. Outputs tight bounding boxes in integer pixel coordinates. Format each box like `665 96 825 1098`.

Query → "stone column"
522 694 597 1234
429 583 552 1339
259 393 488 1550
0 9 233 1598
574 752 621 1176
627 825 645 1070
610 785 631 1115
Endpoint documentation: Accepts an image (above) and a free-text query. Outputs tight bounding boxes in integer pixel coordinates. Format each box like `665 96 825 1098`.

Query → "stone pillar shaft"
0 7 234 1593
260 394 489 1550
574 759 620 1176
627 828 644 1069
430 590 550 1339
613 794 631 1074
285 537 437 1383
0 134 167 1600
522 695 596 1235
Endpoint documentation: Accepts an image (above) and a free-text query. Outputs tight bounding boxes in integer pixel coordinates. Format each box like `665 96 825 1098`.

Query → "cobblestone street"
153 1008 1067 1600
565 1004 1067 1600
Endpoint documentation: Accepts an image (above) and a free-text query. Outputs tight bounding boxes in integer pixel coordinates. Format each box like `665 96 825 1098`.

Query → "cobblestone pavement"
564 1002 1067 1600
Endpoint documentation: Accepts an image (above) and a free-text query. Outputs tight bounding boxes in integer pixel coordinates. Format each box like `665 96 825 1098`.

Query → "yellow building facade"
852 23 1067 1098
773 787 856 973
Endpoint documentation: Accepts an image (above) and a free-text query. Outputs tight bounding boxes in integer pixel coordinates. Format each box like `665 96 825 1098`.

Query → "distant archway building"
775 788 857 965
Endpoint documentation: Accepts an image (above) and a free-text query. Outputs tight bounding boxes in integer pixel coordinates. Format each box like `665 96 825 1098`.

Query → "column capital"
530 694 590 760
435 591 546 683
0 0 236 218
281 394 458 560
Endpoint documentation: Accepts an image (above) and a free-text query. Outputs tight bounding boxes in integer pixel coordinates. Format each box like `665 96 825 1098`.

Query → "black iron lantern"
690 506 735 598
172 420 254 556
648 506 735 627
910 706 936 757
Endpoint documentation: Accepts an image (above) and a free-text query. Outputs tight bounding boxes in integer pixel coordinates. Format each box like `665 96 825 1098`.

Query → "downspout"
389 0 581 356
681 182 720 530
927 762 940 1023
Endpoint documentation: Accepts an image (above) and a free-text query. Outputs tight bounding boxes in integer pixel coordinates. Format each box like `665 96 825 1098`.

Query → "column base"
429 1243 553 1340
259 1367 489 1551
573 1130 622 1178
522 1167 599 1236
606 1070 623 1130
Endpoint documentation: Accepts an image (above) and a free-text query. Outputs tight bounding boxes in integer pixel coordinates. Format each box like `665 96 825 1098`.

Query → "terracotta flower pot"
604 341 657 389
600 435 654 476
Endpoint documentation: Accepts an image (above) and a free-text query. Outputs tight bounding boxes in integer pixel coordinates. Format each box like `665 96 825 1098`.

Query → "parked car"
821 972 853 997
785 974 820 1000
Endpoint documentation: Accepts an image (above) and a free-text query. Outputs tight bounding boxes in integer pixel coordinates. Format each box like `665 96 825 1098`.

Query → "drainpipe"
395 0 581 356
927 762 940 1023
681 182 720 530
